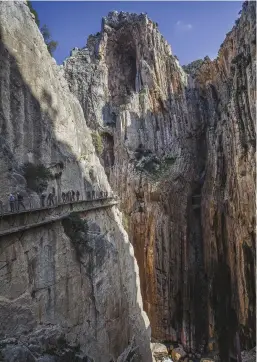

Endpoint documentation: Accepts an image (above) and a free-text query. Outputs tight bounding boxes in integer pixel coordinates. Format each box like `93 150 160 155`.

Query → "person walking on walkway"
76 190 80 201
28 195 32 209
92 185 96 199
71 190 75 202
62 192 66 203
47 193 54 207
17 192 26 211
52 187 56 205
9 193 15 213
40 192 46 208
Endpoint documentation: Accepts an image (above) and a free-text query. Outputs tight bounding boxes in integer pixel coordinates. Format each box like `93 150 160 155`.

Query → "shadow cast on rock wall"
0 27 151 362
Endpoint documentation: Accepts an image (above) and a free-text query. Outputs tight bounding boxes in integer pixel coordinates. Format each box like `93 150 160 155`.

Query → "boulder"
151 343 169 361
171 346 186 361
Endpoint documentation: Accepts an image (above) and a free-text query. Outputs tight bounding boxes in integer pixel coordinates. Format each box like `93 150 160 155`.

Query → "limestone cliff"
63 2 256 360
0 1 151 361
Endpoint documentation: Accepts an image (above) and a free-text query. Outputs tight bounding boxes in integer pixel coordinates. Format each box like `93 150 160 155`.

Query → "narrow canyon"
0 1 255 362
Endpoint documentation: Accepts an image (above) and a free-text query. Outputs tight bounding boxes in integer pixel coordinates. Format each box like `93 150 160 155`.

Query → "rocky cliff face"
63 2 256 360
191 4 256 359
0 2 151 361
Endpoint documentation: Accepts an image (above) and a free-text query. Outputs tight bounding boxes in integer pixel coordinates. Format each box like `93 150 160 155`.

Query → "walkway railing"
0 190 117 216
0 194 119 238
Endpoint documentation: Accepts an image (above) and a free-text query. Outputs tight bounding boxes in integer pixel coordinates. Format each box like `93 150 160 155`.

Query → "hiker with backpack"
17 192 26 211
40 192 46 208
9 193 15 213
47 193 54 207
61 192 66 203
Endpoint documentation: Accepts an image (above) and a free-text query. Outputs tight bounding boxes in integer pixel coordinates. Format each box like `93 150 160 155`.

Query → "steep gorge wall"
195 2 256 357
64 11 204 346
63 2 256 359
0 2 151 361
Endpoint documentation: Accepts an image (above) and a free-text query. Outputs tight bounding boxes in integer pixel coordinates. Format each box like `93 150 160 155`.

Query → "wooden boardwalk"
0 197 118 237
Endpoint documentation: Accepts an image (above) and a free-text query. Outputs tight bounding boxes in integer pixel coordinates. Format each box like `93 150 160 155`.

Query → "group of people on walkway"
7 187 110 213
39 191 56 208
86 190 109 199
61 190 80 203
8 192 26 213
40 189 81 208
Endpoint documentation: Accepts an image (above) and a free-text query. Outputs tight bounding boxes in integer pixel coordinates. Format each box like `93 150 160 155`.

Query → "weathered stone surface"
242 346 256 362
1 345 35 362
0 1 151 361
0 0 255 361
171 346 186 361
63 2 256 360
151 342 169 361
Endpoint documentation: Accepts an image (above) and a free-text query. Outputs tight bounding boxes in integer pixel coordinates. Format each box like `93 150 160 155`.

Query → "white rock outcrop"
0 1 152 361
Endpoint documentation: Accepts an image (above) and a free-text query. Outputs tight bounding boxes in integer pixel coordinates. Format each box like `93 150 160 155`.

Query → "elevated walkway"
0 196 118 238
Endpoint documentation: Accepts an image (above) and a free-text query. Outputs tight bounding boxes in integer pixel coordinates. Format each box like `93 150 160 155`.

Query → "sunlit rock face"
63 2 256 359
0 2 152 361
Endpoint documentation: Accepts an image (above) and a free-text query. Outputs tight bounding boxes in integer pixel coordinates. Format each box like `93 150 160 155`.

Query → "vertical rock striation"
0 1 151 361
193 2 256 359
63 2 256 359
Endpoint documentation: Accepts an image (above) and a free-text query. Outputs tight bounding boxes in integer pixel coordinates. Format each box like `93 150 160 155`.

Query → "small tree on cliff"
26 1 58 56
40 24 58 56
27 0 40 26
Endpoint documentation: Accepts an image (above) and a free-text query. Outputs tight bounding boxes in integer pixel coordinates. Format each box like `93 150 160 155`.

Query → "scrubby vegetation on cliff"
134 145 176 181
91 131 104 155
22 162 52 192
62 212 89 247
182 59 204 76
26 1 58 55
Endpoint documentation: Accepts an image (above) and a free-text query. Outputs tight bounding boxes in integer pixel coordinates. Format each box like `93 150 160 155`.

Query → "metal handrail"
0 190 117 217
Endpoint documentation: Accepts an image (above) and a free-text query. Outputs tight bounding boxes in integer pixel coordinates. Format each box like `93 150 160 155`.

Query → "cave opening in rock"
107 33 137 104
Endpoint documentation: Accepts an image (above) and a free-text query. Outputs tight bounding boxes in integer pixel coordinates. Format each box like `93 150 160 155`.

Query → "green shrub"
91 131 103 155
40 24 58 56
143 158 160 174
135 153 176 182
122 213 129 232
164 155 176 165
26 2 58 56
235 18 240 26
23 162 51 192
62 213 89 247
27 0 40 26
139 88 147 95
182 59 204 77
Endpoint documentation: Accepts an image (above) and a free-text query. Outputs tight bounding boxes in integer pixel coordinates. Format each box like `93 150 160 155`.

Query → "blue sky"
31 1 243 66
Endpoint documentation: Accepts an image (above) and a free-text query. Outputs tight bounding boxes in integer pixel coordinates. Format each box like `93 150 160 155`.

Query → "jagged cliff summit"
0 1 256 362
63 3 256 361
